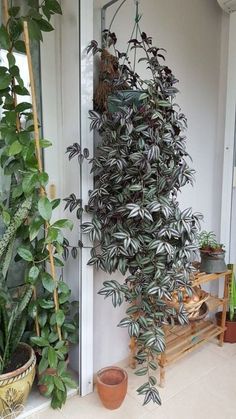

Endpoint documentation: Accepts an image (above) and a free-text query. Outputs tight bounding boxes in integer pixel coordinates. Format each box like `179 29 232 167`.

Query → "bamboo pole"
23 21 62 341
3 0 9 23
22 22 43 174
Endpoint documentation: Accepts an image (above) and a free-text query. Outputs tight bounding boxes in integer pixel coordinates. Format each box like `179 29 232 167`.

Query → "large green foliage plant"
0 0 78 409
67 29 202 405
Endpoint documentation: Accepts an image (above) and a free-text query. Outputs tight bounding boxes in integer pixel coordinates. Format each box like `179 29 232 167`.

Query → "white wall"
221 12 236 263
93 0 229 372
42 0 95 395
41 4 81 375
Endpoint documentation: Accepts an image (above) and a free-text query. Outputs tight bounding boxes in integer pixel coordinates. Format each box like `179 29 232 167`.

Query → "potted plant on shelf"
67 23 202 405
0 0 78 410
198 231 226 274
216 264 236 343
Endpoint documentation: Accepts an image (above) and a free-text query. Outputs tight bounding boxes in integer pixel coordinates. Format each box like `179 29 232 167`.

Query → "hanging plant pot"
107 90 146 112
96 366 128 410
199 250 227 274
0 343 36 418
215 311 236 343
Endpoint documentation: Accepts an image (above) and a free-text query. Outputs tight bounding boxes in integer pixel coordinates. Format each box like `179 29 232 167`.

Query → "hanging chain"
133 0 140 74
118 0 141 84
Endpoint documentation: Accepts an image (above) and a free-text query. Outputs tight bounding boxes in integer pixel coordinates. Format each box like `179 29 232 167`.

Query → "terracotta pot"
37 356 69 395
216 311 236 343
97 366 128 410
37 367 57 395
0 343 36 418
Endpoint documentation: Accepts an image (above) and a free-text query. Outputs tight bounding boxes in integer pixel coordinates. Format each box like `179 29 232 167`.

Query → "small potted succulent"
198 231 226 274
216 264 236 343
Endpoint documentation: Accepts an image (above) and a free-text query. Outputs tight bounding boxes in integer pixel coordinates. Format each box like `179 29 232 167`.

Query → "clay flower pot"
0 343 36 418
96 366 128 410
37 367 57 395
216 311 236 343
37 355 69 395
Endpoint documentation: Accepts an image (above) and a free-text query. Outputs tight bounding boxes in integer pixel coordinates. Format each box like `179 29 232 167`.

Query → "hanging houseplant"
66 6 202 404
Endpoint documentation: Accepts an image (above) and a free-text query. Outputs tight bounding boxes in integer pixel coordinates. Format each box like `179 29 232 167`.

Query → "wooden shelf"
207 295 226 310
161 320 226 366
192 270 231 286
129 270 232 387
157 270 232 387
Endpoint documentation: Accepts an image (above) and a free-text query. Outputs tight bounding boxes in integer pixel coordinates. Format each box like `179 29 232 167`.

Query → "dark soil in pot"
216 311 236 343
3 345 31 374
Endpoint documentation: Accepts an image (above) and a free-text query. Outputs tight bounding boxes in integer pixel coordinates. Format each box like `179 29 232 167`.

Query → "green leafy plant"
0 0 78 409
31 293 78 409
67 28 202 405
228 264 236 321
0 278 33 374
198 231 224 253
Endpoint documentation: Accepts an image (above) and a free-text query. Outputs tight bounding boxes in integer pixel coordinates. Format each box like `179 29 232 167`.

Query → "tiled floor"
28 340 236 419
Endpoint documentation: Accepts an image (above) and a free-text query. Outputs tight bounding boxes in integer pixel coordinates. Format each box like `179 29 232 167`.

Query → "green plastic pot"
199 250 227 274
107 90 146 113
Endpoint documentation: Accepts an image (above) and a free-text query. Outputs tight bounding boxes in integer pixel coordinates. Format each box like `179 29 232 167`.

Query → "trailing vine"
67 29 202 405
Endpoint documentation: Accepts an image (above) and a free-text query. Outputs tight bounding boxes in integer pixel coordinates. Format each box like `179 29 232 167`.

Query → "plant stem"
137 22 156 80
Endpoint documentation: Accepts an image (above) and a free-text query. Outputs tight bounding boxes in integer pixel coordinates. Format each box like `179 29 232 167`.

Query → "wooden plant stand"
129 270 231 387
